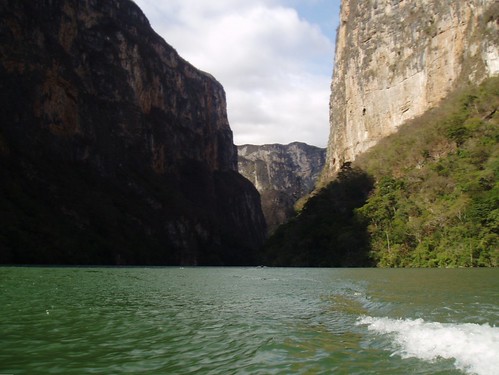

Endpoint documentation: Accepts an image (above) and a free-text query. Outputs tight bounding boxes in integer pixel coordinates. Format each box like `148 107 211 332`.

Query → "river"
1 267 498 374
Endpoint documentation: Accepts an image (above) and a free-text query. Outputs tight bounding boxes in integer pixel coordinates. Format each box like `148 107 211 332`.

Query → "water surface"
1 267 498 374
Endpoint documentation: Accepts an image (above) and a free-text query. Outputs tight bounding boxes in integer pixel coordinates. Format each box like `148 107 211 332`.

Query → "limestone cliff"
0 0 266 265
238 143 326 233
323 0 499 180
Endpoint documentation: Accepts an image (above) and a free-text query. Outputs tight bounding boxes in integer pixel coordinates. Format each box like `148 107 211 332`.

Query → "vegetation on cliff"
263 163 373 266
264 77 498 267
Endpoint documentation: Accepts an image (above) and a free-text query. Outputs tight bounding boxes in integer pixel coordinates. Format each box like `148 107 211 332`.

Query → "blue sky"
133 0 341 147
291 0 340 48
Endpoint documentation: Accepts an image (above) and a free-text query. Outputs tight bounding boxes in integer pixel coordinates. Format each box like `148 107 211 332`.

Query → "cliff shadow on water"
263 163 375 267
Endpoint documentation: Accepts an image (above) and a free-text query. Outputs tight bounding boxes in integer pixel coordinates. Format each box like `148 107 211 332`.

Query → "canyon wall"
0 0 266 265
323 0 499 180
238 143 326 233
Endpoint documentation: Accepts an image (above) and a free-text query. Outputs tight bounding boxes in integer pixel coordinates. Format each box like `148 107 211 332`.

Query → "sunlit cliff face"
323 0 499 182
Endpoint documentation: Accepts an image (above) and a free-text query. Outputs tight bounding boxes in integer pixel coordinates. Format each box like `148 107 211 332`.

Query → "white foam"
358 316 499 375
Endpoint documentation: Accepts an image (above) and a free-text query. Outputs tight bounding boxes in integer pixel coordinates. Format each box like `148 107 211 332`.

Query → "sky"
133 0 341 147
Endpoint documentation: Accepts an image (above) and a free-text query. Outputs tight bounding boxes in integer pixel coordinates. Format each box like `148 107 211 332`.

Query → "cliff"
263 1 498 267
238 142 326 233
0 0 266 265
323 0 499 180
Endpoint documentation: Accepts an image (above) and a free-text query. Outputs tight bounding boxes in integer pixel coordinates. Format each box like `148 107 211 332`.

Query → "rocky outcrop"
323 0 499 180
0 0 266 265
238 142 326 233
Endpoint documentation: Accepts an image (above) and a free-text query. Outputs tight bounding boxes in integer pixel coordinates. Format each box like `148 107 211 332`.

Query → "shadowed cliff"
0 0 266 265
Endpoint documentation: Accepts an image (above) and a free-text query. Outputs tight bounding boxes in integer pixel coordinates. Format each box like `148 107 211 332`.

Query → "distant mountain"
237 142 326 233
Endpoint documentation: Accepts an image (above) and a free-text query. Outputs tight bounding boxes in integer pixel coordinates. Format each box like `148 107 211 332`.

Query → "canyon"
1 0 497 266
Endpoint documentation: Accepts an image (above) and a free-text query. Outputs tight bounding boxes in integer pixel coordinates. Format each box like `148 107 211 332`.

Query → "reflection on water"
1 267 498 374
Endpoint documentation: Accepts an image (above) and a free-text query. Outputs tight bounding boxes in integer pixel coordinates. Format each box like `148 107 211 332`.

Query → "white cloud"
134 0 335 147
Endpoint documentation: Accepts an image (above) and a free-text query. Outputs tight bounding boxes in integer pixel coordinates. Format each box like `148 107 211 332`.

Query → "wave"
357 316 499 375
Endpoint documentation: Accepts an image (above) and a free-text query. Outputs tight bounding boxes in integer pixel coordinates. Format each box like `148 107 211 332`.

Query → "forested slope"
264 77 498 267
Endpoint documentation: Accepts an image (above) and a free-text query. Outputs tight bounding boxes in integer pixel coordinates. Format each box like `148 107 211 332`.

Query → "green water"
1 267 498 374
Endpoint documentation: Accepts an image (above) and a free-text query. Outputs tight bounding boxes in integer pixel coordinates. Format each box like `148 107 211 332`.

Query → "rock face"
238 143 326 233
0 0 266 265
323 0 499 180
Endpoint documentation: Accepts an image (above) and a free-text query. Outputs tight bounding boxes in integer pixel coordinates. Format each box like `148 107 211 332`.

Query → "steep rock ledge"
238 142 326 233
323 0 498 181
0 0 266 265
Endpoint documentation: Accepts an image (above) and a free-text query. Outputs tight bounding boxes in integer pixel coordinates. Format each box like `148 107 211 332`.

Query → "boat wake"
358 316 499 375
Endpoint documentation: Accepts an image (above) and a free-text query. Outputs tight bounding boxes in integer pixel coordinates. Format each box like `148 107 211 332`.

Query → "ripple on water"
1 267 497 374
